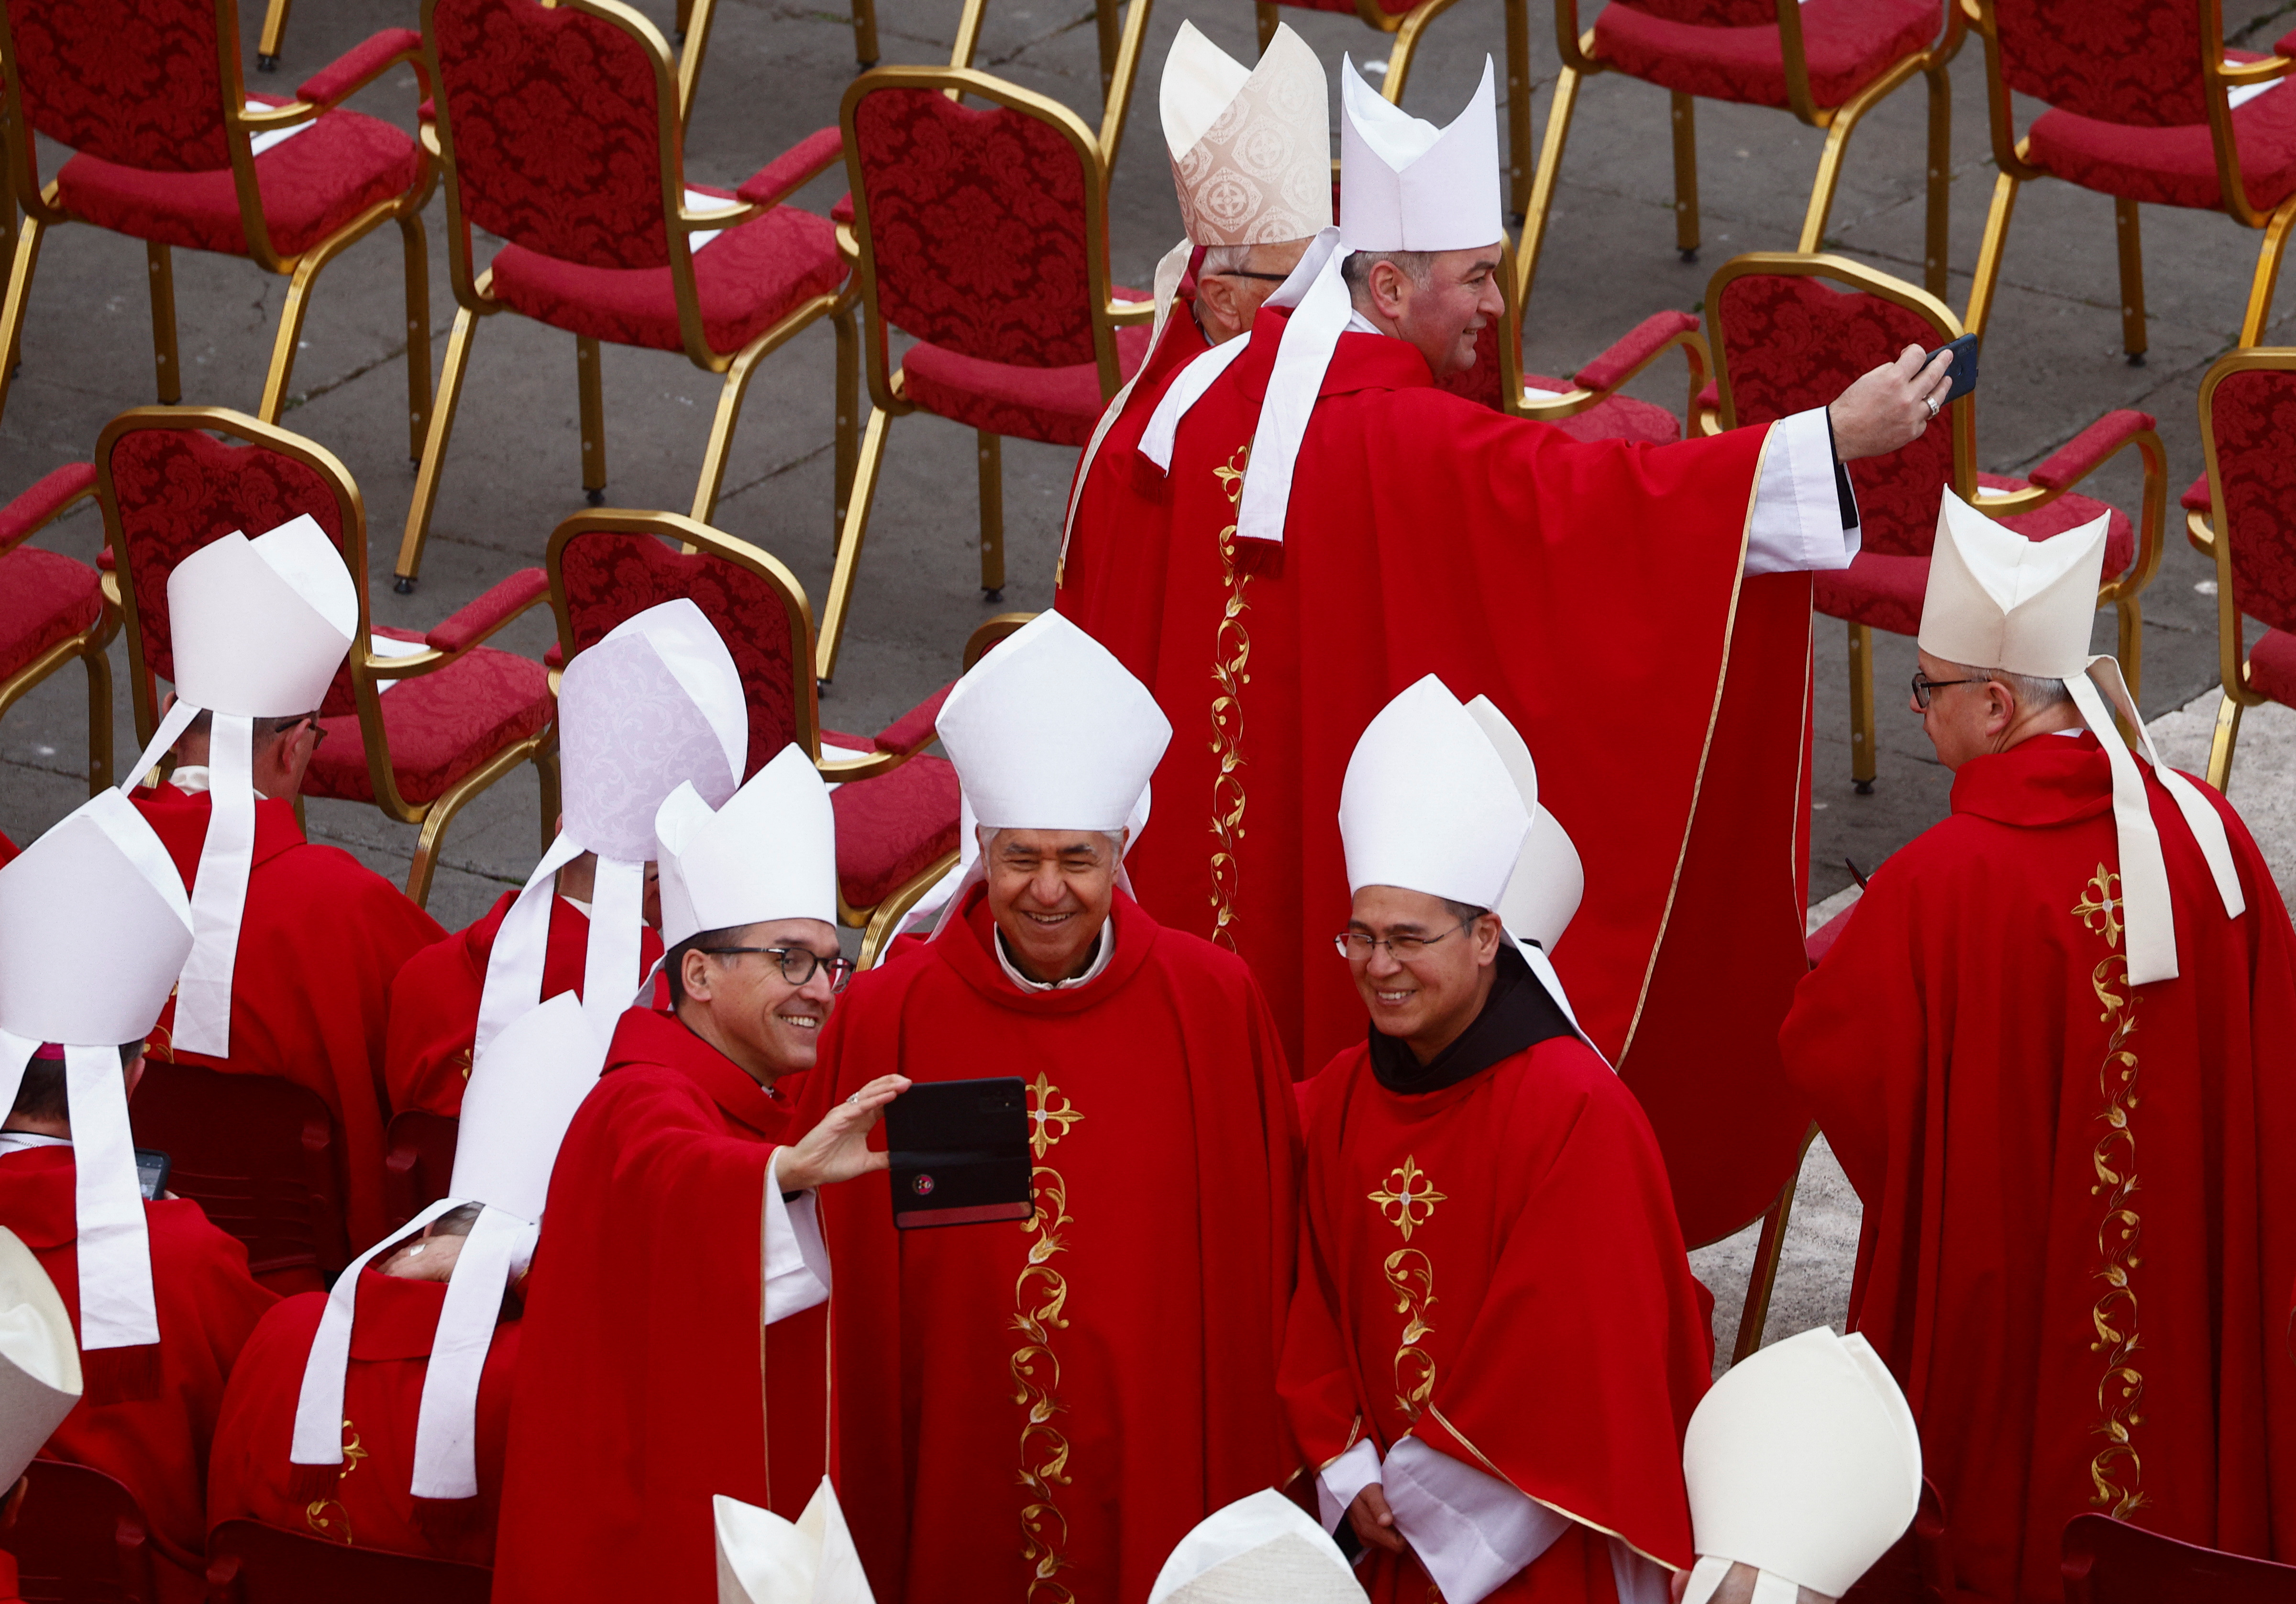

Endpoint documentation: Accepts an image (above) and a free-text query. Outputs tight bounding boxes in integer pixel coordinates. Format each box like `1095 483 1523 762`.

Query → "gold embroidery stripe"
1012 1080 1082 1602
2076 864 2146 1516
1207 445 1252 951
1371 1157 1445 1422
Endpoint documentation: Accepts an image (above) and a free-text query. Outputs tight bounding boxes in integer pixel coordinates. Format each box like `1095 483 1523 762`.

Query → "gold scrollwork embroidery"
1012 1080 1083 1602
304 1417 368 1544
1369 1157 1445 1421
1206 445 1253 951
2076 870 2146 1516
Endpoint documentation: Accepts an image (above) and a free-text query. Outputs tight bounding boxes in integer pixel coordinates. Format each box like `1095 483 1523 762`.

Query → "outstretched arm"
1829 344 1954 461
773 1073 910 1192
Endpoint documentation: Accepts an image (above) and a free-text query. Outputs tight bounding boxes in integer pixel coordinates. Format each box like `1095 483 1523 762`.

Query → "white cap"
0 1225 82 1486
655 744 839 946
1681 1327 1921 1604
1916 491 2108 678
1341 675 1529 909
1163 22 1331 248
0 792 194 1357
1338 55 1503 252
936 612 1172 834
1460 696 1585 952
1147 1490 1369 1604
715 1479 875 1604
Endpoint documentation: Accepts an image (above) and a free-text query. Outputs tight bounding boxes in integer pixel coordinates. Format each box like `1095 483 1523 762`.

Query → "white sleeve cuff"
1744 407 1860 575
1381 1437 1573 1604
761 1150 831 1326
1316 1438 1383 1534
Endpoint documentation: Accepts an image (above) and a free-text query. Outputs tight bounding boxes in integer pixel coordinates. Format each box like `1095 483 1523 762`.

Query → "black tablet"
883 1077 1034 1230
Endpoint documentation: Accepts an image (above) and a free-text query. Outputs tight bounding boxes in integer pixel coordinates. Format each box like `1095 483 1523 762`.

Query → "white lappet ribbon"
474 836 647 1060
119 701 250 1059
1059 237 1195 580
1680 1555 1800 1604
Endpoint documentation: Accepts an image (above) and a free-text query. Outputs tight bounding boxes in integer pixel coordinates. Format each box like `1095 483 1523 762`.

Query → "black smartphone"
1922 332 1979 404
133 1148 170 1202
883 1077 1033 1230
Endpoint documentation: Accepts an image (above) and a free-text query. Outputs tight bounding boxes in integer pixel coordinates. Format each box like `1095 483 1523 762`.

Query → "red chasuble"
0 1147 275 1603
800 888 1298 1604
131 787 444 1251
206 1269 521 1565
1055 305 1814 1244
1779 734 2296 1602
384 890 664 1118
492 1006 825 1604
1282 1033 1711 1603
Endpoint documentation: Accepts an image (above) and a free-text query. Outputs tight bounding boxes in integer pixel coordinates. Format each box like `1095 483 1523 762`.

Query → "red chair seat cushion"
1534 381 1683 445
489 193 845 356
829 754 960 912
0 547 102 682
55 105 421 259
901 318 1154 449
2183 469 2213 513
2027 71 2296 212
2245 625 2296 706
1590 0 1942 111
1813 471 2134 636
1268 0 1418 19
304 641 552 808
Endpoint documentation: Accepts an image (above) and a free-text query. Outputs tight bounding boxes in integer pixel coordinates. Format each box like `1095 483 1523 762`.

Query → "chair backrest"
0 0 236 172
1987 0 2217 127
205 1518 493 1604
1709 254 1970 559
128 1059 351 1288
2061 1513 2296 1604
2199 352 2296 638
546 510 817 780
383 1110 461 1236
0 1458 161 1604
1613 0 1779 25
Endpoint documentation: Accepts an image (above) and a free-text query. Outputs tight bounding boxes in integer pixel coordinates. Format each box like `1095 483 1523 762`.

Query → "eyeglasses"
1910 672 1991 710
1332 918 1474 963
697 946 855 992
1207 268 1291 282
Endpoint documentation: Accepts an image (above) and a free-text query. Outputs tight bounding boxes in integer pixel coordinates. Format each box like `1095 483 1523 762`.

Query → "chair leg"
1964 170 2020 338
1731 1153 1805 1366
81 638 113 796
852 0 878 69
2114 197 2147 364
976 431 1004 602
1383 10 1440 105
1921 63 1951 300
397 208 432 463
394 304 482 592
257 251 333 423
817 406 894 685
691 341 771 523
2115 597 2142 702
256 0 294 70
2239 195 2296 347
1516 64 1582 313
833 296 860 537
1094 0 1119 110
533 739 562 858
1797 113 1857 254
1255 1 1277 54
1670 92 1700 263
146 243 181 406
576 337 607 504
1503 0 1533 222
676 0 693 39
2207 689 2245 790
1848 621 1876 794
0 214 46 425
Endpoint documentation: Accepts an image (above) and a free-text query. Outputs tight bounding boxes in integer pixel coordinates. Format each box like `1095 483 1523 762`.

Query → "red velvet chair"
205 1518 493 1604
391 0 854 594
2061 1512 2296 1603
0 1459 161 1604
820 64 1159 682
1707 253 2163 792
547 509 960 929
382 1110 461 1236
1521 0 1961 312
0 463 116 796
97 406 559 907
1964 0 2296 360
0 1 433 451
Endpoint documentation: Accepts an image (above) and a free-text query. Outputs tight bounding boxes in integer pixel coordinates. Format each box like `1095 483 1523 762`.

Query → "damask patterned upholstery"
900 321 1153 447
1591 0 1943 111
2025 71 2296 213
2243 627 2296 706
2207 366 2296 638
5 0 232 168
829 756 961 910
1616 0 1777 23
1991 0 2211 125
0 547 103 682
304 642 552 808
1435 317 1687 444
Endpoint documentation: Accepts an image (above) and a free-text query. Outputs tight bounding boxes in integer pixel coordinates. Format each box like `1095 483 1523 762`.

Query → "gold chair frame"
99 406 559 907
1689 1120 1818 1366
1490 238 1713 422
1521 0 1963 317
949 0 1145 143
0 476 116 796
393 0 858 593
2187 346 2296 788
0 1 435 452
1708 253 2164 789
1962 0 2296 359
819 63 1155 684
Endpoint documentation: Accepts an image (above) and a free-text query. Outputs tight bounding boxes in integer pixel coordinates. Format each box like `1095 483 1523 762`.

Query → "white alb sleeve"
1316 1438 1383 1534
1743 406 1860 575
761 1152 831 1325
1381 1436 1573 1604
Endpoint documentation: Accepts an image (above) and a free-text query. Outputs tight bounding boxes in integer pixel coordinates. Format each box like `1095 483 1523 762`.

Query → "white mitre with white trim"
1148 1489 1369 1604
1341 675 1529 909
1338 53 1503 252
1679 1327 1921 1604
0 1225 82 1484
656 744 839 945
117 515 356 1061
715 1478 875 1604
1916 491 2244 985
1165 21 1331 248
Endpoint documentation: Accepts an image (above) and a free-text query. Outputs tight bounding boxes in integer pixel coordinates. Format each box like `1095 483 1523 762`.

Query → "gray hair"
1942 658 2074 711
1342 249 1436 306
1199 243 1255 277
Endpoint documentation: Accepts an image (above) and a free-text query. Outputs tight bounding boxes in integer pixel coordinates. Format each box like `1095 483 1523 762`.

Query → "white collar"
994 921 1114 992
167 765 211 794
0 1130 74 1153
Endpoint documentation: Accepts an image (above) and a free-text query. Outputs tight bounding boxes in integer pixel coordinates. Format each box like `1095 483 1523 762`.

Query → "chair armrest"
297 28 427 111
2028 409 2156 492
1107 296 1156 326
875 682 953 756
425 566 550 654
737 126 844 212
818 748 904 782
0 461 96 554
1571 310 1703 394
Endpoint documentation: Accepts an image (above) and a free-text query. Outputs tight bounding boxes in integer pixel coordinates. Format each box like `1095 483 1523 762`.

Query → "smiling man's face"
982 828 1123 984
676 916 843 1084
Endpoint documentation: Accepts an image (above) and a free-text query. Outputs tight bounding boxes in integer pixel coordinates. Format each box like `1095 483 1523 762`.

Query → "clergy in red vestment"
1282 678 1711 1604
1779 495 2296 1602
0 795 276 1604
801 612 1299 1604
117 519 442 1253
384 599 745 1117
494 747 905 1604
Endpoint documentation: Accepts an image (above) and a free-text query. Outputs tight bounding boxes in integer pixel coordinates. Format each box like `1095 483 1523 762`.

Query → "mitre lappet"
1146 1489 1369 1604
1918 491 2244 982
0 791 194 1383
713 1479 873 1604
116 517 355 1058
291 990 605 1502
654 743 839 949
476 599 747 1056
0 1227 79 1483
1679 1326 1922 1604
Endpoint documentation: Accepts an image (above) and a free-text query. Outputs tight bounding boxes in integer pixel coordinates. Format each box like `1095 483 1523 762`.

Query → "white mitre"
0 791 194 1362
1916 491 2243 985
0 1226 82 1484
656 744 840 945
1148 1489 1369 1604
476 599 747 1055
1338 53 1503 252
1680 1327 1921 1604
715 1479 874 1604
116 515 356 1061
290 992 605 1500
1341 675 1529 909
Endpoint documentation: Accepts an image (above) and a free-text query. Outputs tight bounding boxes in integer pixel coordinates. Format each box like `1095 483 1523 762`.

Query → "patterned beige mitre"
1162 21 1330 247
